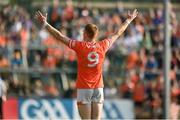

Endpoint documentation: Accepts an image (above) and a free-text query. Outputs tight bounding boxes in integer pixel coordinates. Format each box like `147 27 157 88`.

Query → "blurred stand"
0 0 179 119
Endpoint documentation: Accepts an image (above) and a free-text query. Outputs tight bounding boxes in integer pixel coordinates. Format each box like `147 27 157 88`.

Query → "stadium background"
0 0 180 119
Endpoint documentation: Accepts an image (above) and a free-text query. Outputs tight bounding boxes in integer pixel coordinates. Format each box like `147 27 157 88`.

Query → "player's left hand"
127 9 138 22
35 10 47 25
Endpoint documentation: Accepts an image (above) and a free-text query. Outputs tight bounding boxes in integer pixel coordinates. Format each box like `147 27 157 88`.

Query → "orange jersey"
69 38 112 89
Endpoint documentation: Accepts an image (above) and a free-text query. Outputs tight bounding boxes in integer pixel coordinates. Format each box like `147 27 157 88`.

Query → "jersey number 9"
87 52 99 67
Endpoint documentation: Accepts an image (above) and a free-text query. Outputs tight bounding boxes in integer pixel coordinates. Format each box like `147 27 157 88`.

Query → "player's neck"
84 37 96 42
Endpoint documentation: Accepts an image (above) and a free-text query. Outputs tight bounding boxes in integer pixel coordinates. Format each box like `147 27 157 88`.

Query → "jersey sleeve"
99 38 113 52
68 39 81 52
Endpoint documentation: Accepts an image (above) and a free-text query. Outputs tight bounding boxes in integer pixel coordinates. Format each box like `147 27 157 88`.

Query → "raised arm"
35 11 70 46
109 9 138 43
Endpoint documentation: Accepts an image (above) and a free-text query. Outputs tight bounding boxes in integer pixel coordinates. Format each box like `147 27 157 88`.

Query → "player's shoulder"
98 38 110 45
97 37 112 52
70 39 82 43
70 39 82 47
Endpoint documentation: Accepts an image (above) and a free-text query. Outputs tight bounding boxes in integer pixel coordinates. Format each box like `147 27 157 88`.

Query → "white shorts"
77 88 104 104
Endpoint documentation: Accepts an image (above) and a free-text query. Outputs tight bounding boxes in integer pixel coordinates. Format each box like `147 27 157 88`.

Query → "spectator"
31 52 42 68
44 78 59 97
132 80 146 118
151 91 162 118
0 54 9 68
126 51 139 70
118 80 131 99
43 54 57 69
8 78 26 97
32 79 45 96
11 50 23 68
144 53 158 80
63 80 76 98
170 97 180 120
133 81 146 105
48 0 62 28
0 77 7 119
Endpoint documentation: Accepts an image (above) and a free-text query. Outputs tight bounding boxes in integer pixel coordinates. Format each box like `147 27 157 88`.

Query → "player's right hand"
35 10 47 25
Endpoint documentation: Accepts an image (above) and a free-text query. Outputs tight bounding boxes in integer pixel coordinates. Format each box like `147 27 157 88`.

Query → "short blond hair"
84 24 98 39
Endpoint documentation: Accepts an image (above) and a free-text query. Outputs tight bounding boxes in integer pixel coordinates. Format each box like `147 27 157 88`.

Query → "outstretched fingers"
37 10 44 17
133 9 138 16
34 10 45 19
133 9 137 14
35 11 40 19
45 13 47 19
34 10 48 23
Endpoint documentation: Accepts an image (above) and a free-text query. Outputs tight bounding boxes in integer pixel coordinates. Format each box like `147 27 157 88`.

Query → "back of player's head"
84 24 98 39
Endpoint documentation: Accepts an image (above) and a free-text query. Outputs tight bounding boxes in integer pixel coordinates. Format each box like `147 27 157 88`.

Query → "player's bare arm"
109 9 138 43
35 11 70 46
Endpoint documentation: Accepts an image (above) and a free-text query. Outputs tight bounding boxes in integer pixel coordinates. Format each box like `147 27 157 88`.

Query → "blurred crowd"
0 0 180 119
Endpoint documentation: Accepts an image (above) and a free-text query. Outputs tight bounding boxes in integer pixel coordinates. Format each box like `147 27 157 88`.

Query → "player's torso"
76 42 105 69
75 41 105 88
